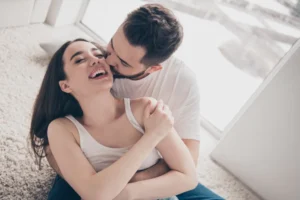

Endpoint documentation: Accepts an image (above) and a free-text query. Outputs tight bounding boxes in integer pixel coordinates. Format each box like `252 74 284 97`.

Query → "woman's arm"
115 98 198 199
129 128 198 199
48 102 171 200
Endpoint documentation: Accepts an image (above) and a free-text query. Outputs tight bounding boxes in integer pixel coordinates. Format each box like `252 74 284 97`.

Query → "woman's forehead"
64 41 98 60
66 41 96 53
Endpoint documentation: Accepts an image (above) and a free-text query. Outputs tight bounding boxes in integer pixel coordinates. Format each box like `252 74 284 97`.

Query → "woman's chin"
92 82 113 92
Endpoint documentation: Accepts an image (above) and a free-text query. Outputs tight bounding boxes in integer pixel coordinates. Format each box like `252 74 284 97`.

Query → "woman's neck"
76 91 123 127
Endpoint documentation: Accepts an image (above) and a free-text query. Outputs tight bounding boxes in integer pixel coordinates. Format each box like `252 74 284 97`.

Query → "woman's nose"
90 57 100 66
93 56 110 69
91 60 98 66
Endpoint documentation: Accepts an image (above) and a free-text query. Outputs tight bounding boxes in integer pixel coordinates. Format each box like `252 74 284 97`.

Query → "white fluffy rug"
0 24 261 200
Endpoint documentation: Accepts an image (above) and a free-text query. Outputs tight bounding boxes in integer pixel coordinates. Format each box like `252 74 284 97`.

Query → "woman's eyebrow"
70 51 83 61
91 48 100 52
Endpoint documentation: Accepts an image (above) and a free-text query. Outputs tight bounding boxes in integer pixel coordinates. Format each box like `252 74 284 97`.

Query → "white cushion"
40 41 64 57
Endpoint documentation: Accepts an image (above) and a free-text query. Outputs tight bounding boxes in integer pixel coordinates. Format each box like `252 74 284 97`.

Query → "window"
81 0 144 43
79 0 300 136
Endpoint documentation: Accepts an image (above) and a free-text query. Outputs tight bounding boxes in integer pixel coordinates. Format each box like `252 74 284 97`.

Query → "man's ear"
145 65 162 74
59 80 72 93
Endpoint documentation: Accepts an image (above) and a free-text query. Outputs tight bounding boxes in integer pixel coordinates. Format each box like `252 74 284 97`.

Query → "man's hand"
113 186 132 200
129 159 170 183
128 139 200 183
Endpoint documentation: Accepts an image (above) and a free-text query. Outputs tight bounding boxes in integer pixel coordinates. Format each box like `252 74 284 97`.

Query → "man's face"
106 26 159 79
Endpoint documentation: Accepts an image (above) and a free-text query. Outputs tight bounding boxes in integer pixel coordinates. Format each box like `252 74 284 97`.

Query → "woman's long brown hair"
29 38 106 168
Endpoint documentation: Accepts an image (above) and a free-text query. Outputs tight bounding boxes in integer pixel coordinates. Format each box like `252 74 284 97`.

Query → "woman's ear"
59 80 72 93
145 65 162 74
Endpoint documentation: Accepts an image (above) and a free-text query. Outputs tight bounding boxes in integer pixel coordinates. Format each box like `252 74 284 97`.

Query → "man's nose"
105 52 117 67
105 52 112 65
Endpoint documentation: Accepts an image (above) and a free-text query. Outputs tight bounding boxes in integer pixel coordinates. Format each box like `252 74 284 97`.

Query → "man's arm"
129 159 169 182
129 139 199 182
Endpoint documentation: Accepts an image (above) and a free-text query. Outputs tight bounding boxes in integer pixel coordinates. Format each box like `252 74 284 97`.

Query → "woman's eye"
96 54 104 58
75 59 84 64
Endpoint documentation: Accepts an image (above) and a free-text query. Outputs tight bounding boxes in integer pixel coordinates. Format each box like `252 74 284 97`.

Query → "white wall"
0 0 85 28
30 0 52 23
211 39 300 200
0 0 35 28
46 0 85 27
0 0 52 27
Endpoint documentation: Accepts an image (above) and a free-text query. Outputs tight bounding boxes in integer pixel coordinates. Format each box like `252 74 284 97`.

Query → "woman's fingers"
151 100 173 124
163 105 174 125
157 100 164 111
143 100 152 119
163 105 171 116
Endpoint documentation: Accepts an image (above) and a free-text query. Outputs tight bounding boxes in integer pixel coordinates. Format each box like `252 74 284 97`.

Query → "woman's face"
59 41 113 96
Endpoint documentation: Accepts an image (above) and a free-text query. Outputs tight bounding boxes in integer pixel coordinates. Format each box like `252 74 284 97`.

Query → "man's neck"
129 72 151 80
113 71 149 80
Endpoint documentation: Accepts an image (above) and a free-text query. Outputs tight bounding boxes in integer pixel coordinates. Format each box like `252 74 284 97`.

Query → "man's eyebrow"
70 48 101 61
111 38 132 67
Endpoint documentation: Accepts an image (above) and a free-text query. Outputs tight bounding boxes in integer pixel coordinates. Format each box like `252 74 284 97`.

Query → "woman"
30 39 197 200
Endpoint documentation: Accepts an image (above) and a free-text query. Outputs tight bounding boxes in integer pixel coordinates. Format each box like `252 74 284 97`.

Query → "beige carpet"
0 24 261 200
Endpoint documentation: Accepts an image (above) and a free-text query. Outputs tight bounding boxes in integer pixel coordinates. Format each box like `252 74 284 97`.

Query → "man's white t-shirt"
112 57 201 141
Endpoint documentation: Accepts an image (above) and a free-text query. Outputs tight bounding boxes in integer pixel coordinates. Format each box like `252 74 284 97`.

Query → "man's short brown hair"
123 3 183 67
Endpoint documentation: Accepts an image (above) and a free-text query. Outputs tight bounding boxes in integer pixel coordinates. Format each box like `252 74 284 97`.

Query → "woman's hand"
143 100 174 141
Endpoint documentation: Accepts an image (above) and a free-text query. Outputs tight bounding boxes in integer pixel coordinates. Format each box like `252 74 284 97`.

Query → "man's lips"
110 66 120 75
110 65 147 80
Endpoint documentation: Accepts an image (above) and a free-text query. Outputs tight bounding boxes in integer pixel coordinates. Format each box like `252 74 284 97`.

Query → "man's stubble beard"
110 66 148 80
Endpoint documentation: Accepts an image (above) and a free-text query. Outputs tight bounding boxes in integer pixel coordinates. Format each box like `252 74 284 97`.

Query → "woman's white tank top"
65 98 161 172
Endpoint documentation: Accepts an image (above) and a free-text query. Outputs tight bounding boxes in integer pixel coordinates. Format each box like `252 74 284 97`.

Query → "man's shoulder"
130 97 157 110
153 57 200 106
161 57 198 86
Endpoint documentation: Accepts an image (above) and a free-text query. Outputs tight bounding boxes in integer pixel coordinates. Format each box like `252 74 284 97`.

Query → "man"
47 3 224 200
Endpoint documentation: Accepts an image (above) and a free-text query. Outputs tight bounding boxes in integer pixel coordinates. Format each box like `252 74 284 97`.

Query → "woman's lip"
88 72 106 79
89 73 109 80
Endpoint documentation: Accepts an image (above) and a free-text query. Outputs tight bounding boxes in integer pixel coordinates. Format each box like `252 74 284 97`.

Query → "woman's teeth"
90 69 106 79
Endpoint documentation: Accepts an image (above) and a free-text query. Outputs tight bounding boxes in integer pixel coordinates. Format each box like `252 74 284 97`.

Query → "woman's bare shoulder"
48 118 72 131
47 117 78 141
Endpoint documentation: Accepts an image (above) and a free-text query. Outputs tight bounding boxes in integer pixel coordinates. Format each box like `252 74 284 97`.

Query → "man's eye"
122 62 129 67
